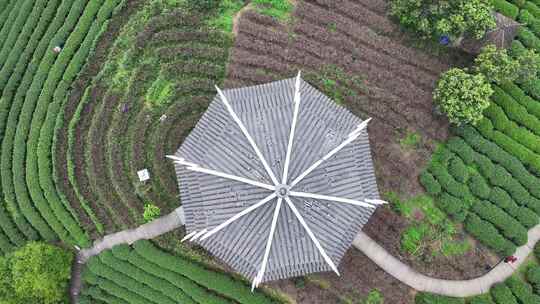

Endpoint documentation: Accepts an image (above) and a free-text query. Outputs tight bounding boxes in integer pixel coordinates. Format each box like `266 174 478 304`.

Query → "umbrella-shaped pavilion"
168 73 386 289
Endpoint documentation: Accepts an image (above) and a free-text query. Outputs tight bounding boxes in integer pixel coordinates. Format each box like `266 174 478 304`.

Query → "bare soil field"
224 1 492 301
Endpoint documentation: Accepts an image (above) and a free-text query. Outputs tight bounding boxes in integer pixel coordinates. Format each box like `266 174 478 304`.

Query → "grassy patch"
208 0 245 33
305 65 366 105
252 0 294 21
400 131 422 150
386 192 471 257
145 75 174 107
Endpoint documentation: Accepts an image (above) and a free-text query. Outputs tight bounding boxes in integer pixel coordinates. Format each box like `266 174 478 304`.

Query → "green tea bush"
488 187 539 228
525 1 540 18
472 200 528 245
468 172 491 199
86 256 177 304
468 295 494 304
520 78 540 99
446 137 475 165
389 0 496 40
505 276 540 304
456 126 540 202
491 283 518 304
500 82 540 118
518 10 540 35
491 86 540 137
438 193 468 222
526 266 540 293
465 214 516 256
434 68 493 125
99 251 200 304
492 0 520 18
133 241 276 304
448 157 469 183
429 161 472 200
419 171 442 195
415 292 464 304
518 27 540 52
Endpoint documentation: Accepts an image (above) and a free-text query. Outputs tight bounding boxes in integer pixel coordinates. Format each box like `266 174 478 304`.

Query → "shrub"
505 276 540 304
519 9 540 35
520 77 540 99
525 1 540 18
0 242 73 304
517 27 540 52
434 68 493 126
143 203 161 223
415 292 464 304
186 0 220 11
527 266 540 293
465 214 516 256
364 289 383 304
133 240 276 304
474 44 521 84
490 283 518 304
468 172 491 199
437 193 468 222
448 157 469 183
446 137 475 165
491 86 540 137
419 171 442 195
111 244 131 260
428 161 472 200
468 295 494 304
492 0 520 19
472 200 528 245
500 81 540 118
389 0 496 40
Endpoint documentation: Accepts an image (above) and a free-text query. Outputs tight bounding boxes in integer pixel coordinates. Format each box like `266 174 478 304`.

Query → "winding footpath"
70 207 540 300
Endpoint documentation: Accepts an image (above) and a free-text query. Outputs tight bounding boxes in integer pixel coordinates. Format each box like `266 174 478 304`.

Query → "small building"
455 13 521 54
169 74 386 289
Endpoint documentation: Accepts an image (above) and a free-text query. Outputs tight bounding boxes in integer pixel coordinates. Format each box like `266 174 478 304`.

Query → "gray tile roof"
173 77 380 283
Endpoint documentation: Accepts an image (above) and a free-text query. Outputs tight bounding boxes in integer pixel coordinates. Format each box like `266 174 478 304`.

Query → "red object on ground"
504 256 518 263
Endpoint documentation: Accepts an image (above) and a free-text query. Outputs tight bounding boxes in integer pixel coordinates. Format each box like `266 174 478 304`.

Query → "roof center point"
276 184 290 198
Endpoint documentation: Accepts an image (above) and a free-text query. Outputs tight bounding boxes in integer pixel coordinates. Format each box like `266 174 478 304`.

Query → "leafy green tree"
434 68 493 126
143 203 161 223
474 44 520 84
515 48 540 83
390 0 496 40
0 242 73 304
474 44 540 84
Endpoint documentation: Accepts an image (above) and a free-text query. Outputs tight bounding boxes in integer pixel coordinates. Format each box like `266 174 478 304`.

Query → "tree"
474 44 540 84
390 0 496 40
143 203 161 223
434 68 493 126
474 44 520 84
0 242 73 304
515 48 540 83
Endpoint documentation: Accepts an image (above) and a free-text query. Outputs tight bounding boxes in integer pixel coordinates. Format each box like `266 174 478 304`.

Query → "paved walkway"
352 225 540 297
79 208 185 262
75 206 540 299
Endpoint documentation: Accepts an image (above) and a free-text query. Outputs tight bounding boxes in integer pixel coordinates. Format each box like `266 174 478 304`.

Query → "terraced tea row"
81 240 279 304
0 0 125 251
420 0 540 256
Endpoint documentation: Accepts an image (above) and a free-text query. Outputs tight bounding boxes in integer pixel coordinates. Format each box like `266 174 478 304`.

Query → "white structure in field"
137 169 150 182
169 72 385 290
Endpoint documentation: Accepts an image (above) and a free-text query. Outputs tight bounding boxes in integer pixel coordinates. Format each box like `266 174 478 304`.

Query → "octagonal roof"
170 74 383 288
